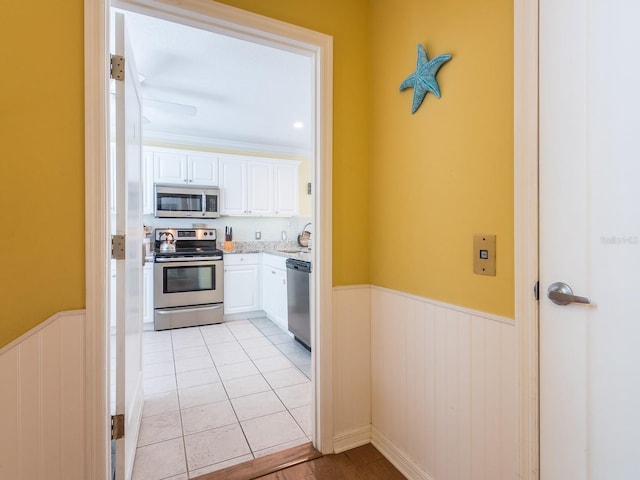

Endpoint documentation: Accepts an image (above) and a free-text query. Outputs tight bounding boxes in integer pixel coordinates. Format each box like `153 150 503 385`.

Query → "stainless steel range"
153 228 224 330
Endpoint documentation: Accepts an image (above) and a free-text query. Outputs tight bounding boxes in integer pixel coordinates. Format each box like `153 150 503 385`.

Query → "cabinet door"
224 265 260 314
274 268 288 327
261 254 289 330
219 158 247 215
247 161 273 215
142 150 155 215
273 163 299 217
154 152 188 184
262 266 278 319
188 154 218 186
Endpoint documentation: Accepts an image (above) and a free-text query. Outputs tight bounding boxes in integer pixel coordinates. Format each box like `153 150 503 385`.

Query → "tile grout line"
225 319 277 459
137 317 312 479
189 323 250 477
171 328 190 479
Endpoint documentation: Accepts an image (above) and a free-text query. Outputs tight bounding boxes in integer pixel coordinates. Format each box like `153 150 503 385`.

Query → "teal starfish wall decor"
399 44 452 114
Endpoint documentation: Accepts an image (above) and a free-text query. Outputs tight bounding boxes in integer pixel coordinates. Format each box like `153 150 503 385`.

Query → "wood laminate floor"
194 442 406 480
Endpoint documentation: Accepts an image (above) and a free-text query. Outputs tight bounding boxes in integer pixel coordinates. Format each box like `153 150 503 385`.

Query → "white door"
113 12 145 480
540 1 640 479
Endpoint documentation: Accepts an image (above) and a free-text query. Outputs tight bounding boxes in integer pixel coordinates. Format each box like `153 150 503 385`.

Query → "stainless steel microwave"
154 184 220 218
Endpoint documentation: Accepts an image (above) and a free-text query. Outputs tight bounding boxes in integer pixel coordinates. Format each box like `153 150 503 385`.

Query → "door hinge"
534 281 540 301
110 54 125 81
111 414 125 440
112 234 126 260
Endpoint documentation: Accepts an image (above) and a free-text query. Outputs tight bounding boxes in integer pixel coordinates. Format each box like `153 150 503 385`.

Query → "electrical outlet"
255 231 261 240
473 234 496 276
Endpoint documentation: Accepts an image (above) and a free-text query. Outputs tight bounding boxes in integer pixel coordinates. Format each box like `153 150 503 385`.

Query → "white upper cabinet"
188 154 219 185
273 162 299 217
219 157 247 215
247 161 274 216
219 155 299 217
142 150 154 215
144 148 299 218
152 148 219 186
154 151 187 184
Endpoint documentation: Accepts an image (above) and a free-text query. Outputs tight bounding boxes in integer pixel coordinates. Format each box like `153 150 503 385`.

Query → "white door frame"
514 0 540 479
84 1 334 478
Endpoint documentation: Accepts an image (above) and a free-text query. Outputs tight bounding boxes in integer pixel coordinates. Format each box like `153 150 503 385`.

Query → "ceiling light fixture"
293 121 304 129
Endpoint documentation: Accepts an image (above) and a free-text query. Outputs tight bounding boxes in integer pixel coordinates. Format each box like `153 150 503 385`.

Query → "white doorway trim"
514 0 540 479
84 1 333 478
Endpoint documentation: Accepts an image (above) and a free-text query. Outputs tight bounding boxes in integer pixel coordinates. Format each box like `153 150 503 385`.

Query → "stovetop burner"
154 228 222 261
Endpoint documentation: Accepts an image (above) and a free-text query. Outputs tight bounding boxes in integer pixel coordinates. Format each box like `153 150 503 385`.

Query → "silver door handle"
547 282 591 306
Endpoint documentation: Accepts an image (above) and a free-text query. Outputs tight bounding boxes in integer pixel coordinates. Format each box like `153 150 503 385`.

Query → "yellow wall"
0 1 86 346
217 0 372 286
369 0 514 317
0 0 371 347
0 0 513 347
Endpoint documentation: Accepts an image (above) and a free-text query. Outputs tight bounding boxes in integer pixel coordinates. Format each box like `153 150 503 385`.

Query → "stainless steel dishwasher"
286 258 311 350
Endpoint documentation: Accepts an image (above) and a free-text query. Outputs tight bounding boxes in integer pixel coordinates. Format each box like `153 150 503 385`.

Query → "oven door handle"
155 304 223 315
155 255 223 263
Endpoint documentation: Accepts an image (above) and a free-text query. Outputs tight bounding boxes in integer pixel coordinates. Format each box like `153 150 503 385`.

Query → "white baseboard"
333 425 371 453
371 426 432 480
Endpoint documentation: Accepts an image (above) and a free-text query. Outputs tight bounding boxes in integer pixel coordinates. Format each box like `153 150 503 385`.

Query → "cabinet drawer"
224 253 259 266
262 253 287 270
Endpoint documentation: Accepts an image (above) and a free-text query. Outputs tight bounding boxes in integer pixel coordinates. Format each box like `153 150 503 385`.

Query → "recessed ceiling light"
293 121 304 129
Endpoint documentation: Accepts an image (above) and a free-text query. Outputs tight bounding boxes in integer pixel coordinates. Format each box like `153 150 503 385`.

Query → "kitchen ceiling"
121 11 313 155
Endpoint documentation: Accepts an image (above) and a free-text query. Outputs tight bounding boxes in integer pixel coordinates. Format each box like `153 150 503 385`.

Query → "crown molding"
143 130 312 158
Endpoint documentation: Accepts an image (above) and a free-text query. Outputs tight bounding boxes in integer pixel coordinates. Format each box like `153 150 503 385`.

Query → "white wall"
370 286 518 480
332 286 372 450
0 311 86 480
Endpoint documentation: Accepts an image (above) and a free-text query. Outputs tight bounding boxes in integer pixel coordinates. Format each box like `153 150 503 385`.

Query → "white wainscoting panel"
0 310 86 480
332 285 372 451
370 287 517 480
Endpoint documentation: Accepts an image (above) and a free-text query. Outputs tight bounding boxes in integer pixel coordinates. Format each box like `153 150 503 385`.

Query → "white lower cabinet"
143 262 154 329
261 254 288 331
223 254 261 314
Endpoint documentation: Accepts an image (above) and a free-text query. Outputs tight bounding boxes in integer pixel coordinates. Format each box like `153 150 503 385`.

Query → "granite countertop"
222 241 312 262
145 241 312 262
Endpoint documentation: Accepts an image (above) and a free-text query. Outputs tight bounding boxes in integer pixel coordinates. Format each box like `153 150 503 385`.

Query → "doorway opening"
85 0 334 478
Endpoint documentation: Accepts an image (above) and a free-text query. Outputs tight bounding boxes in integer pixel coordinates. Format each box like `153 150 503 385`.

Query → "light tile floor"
132 317 312 480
